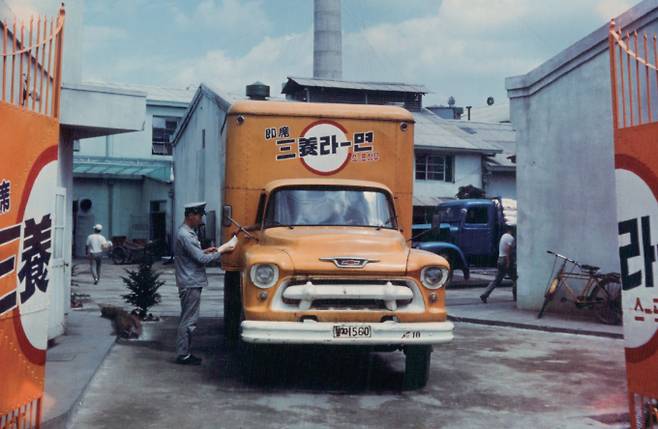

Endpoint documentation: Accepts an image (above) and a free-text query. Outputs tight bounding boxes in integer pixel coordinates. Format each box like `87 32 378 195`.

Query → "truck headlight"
249 264 279 289
420 266 449 289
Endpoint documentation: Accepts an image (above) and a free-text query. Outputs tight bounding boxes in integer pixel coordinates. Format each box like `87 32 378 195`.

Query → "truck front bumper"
240 320 454 345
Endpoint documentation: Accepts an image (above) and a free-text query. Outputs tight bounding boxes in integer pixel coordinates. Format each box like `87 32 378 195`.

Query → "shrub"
121 262 164 319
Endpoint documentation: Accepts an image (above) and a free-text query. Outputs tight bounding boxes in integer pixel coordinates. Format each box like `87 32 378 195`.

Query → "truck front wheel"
223 271 241 349
403 345 432 389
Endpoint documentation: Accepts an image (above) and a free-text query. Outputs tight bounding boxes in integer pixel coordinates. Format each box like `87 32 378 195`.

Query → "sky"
4 0 635 107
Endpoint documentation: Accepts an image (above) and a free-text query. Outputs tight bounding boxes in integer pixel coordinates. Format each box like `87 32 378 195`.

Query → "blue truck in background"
412 198 516 281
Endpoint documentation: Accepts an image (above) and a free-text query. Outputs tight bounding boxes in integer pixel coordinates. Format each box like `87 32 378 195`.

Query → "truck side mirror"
222 205 232 227
431 214 440 229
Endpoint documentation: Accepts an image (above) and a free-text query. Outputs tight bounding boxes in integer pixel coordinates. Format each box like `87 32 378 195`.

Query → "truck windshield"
437 206 462 224
264 187 397 229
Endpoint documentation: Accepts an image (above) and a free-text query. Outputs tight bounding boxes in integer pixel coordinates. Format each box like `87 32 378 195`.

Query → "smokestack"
313 0 342 80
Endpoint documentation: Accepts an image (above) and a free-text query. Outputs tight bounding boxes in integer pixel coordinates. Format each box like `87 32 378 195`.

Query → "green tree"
121 262 164 319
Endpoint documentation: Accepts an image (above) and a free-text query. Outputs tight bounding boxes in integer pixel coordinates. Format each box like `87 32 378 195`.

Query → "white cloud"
83 0 643 107
596 0 634 21
83 25 128 53
173 32 313 95
171 0 272 39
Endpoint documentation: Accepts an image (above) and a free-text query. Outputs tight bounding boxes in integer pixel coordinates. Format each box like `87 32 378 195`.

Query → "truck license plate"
333 325 372 338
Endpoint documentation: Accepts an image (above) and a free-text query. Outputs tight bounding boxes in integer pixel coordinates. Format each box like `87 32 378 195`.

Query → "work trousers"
89 254 102 282
481 257 516 299
176 287 202 357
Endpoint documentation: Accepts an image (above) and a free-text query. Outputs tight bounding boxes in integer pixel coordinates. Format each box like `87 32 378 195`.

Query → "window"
415 153 454 181
413 206 434 224
465 206 489 224
264 187 396 229
152 116 180 155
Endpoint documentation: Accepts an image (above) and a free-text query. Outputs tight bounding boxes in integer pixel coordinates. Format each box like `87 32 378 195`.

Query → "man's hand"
203 247 218 254
218 235 238 253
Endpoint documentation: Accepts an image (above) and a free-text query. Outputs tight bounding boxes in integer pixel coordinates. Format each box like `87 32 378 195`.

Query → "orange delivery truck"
220 100 453 387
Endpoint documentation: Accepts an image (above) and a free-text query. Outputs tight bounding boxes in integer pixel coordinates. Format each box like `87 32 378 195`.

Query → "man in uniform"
175 202 237 365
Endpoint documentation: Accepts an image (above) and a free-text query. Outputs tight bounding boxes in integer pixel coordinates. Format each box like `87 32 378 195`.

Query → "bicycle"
111 239 157 265
537 250 622 325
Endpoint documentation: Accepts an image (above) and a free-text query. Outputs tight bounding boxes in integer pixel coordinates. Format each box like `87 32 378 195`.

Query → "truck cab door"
458 204 492 260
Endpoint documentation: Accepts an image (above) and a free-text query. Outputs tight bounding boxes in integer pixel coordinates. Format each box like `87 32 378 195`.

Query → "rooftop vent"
246 82 270 100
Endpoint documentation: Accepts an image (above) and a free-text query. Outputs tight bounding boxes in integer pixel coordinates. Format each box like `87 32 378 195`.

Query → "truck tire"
403 345 432 389
224 271 241 349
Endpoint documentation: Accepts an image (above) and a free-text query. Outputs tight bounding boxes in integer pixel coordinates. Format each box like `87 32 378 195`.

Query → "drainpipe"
108 182 114 238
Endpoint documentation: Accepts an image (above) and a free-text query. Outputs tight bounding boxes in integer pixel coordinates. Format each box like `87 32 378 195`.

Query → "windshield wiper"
269 220 294 229
376 214 398 230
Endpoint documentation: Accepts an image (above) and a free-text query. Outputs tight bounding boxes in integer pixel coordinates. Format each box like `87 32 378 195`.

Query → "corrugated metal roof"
73 157 172 182
468 102 510 123
442 119 516 170
413 110 502 154
172 84 242 144
284 76 428 94
83 81 196 104
412 195 445 207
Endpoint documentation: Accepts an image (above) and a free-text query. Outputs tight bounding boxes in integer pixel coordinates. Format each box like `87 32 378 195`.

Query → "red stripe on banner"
11 306 46 365
10 145 58 366
16 145 58 220
615 153 658 201
626 330 658 363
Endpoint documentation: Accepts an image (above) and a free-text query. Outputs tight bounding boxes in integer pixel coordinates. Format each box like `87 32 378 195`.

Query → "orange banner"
0 102 59 423
609 21 658 427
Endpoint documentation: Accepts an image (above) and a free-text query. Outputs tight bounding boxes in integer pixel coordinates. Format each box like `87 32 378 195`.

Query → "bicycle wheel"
591 280 622 325
111 247 127 265
537 278 560 319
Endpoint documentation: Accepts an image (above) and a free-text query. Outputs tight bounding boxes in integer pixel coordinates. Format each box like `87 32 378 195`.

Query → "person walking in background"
480 225 516 303
175 202 237 365
86 224 110 285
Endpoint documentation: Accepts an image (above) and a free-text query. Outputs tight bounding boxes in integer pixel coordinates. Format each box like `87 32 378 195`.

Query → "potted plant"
121 262 164 321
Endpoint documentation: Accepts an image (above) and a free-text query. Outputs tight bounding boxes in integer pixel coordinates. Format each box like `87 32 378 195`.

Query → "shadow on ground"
125 316 407 392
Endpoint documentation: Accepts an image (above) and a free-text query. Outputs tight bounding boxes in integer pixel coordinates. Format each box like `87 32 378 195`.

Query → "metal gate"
609 20 658 429
0 6 65 429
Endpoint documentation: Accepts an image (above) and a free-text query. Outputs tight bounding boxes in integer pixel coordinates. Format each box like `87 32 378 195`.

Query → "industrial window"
415 153 454 182
152 116 179 156
465 206 489 224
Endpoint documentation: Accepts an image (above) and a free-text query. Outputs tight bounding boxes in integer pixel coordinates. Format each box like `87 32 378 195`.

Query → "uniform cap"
94 224 103 231
184 201 207 215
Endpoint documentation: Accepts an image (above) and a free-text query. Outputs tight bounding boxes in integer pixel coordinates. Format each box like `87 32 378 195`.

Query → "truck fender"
414 242 470 280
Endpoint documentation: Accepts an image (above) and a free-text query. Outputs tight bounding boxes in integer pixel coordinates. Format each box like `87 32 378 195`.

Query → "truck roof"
228 100 414 123
264 178 393 195
438 199 493 207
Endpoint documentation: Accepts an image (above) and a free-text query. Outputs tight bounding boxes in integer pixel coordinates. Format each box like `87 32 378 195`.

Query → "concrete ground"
47 259 629 429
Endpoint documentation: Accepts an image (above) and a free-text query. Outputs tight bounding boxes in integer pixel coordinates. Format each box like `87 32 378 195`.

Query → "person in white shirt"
480 225 516 303
86 224 110 285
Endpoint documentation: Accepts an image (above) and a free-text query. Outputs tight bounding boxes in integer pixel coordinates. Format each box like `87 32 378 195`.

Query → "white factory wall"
413 152 483 200
486 172 516 199
504 5 658 310
173 95 228 246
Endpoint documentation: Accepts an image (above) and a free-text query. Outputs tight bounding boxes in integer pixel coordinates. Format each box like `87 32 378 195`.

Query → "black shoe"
480 295 487 304
175 354 202 365
94 279 98 285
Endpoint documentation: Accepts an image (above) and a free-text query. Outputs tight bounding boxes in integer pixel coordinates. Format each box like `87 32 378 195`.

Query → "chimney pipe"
313 0 342 79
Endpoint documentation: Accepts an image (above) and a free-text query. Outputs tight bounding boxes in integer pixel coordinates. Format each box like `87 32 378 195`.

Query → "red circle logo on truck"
299 121 351 175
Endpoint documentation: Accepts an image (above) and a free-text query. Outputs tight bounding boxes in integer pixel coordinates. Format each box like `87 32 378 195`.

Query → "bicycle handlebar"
546 250 579 266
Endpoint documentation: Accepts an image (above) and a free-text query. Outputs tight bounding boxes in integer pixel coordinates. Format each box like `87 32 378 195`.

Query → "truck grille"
273 278 423 312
